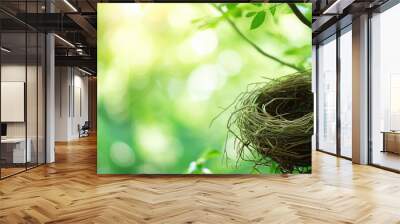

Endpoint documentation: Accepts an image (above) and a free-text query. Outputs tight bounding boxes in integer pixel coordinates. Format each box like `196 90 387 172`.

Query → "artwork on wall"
98 3 312 174
1 82 25 122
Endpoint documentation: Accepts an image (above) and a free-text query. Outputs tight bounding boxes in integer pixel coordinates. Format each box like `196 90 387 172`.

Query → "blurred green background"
97 3 311 174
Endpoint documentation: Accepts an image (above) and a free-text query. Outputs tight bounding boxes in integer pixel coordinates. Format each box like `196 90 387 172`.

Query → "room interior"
0 0 96 179
314 0 400 172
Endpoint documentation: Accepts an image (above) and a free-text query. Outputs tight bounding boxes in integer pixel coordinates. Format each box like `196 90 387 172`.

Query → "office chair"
79 121 90 138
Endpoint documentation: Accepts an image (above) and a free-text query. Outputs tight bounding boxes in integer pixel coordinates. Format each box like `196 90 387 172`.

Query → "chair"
79 121 90 138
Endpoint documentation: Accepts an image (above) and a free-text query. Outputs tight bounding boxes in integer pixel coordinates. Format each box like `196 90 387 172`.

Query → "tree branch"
213 5 302 72
288 3 311 28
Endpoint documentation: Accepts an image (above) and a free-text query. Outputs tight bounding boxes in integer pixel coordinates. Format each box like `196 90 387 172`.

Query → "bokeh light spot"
110 141 135 167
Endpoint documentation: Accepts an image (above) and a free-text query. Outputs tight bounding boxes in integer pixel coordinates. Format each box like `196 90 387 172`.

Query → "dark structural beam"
55 55 96 73
13 13 84 32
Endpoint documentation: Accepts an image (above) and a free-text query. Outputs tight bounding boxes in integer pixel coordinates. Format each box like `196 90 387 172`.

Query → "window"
370 3 400 171
317 36 337 154
339 27 352 158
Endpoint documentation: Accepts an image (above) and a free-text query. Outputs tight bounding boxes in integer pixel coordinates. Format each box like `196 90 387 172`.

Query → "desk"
382 131 400 154
1 138 31 163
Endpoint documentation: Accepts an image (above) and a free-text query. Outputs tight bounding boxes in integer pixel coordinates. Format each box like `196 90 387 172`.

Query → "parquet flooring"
0 167 26 178
1 135 400 223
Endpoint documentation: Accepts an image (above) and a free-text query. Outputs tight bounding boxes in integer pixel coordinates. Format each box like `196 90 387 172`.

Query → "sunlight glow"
102 70 129 121
186 64 227 101
136 125 180 165
279 15 309 44
218 50 243 75
110 142 135 167
168 5 198 28
111 28 154 69
190 30 218 56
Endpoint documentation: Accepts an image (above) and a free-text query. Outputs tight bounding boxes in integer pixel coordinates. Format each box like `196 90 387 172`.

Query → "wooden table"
1 138 31 164
381 131 400 154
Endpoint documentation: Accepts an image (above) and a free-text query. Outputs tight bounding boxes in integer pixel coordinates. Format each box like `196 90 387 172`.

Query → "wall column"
46 33 55 163
352 14 369 164
45 0 55 163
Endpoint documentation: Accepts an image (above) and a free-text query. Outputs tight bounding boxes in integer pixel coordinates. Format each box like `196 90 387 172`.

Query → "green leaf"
250 11 266 30
201 149 221 161
245 11 257 17
191 18 203 24
284 45 311 56
251 168 261 174
226 3 239 11
186 161 199 174
194 17 222 30
232 8 243 18
251 3 262 7
268 161 282 174
270 7 276 16
198 19 219 29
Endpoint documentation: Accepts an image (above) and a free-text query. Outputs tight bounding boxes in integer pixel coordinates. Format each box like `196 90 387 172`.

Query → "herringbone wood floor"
1 135 400 224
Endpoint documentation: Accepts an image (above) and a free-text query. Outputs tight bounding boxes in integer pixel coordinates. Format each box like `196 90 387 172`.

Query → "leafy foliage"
195 3 312 33
270 6 276 16
245 11 257 17
250 11 266 30
187 149 221 174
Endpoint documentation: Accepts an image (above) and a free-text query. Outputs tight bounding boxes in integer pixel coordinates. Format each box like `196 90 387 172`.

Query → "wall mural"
98 3 312 174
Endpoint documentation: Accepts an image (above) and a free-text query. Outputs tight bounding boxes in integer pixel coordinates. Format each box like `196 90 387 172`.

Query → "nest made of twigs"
225 70 313 173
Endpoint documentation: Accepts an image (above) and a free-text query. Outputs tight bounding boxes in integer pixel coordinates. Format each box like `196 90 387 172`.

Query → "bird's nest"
223 70 313 173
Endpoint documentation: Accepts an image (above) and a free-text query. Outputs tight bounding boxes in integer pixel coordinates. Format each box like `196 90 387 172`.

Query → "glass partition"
27 30 38 169
38 32 45 165
317 36 337 154
0 2 46 179
339 27 352 158
1 30 28 177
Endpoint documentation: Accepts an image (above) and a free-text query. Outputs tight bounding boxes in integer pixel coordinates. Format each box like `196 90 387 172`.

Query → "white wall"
1 65 38 138
72 73 89 138
55 66 70 141
55 67 89 141
1 65 26 140
1 64 25 81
